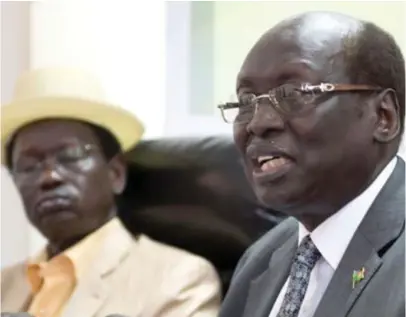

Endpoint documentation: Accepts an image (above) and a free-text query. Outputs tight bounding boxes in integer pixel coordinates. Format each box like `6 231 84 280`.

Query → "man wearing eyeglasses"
218 11 404 317
1 68 221 317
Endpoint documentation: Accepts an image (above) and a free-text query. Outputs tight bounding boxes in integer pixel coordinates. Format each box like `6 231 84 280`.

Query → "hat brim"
1 96 145 163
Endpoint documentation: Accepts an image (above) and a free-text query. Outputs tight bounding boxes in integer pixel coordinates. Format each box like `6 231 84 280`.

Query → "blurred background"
1 0 405 268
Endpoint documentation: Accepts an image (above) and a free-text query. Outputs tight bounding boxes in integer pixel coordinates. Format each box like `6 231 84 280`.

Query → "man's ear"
373 88 401 143
108 154 127 195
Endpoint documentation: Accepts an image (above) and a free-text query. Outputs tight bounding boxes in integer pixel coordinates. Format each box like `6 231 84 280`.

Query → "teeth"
261 157 288 172
258 155 277 164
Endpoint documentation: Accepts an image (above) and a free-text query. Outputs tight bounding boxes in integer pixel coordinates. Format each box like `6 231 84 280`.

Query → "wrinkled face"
11 120 126 244
233 17 398 220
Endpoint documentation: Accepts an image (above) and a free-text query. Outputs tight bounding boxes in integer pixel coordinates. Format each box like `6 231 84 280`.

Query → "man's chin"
255 188 305 215
39 221 83 242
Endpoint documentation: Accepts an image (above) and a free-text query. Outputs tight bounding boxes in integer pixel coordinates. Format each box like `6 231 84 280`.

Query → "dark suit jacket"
219 158 405 317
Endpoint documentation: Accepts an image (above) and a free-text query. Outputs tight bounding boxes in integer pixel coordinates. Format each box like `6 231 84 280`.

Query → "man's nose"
246 101 285 136
36 161 64 190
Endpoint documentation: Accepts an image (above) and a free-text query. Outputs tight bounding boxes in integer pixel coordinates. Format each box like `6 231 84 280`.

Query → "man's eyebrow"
16 138 84 155
60 138 85 146
13 146 43 163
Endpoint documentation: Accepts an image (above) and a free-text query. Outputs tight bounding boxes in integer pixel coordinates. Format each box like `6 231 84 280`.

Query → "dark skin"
11 120 127 258
234 13 401 231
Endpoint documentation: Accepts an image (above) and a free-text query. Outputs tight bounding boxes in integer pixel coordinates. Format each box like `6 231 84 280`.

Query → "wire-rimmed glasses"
217 83 382 124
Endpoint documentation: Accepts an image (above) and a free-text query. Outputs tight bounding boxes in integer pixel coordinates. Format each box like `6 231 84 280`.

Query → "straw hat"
1 67 145 162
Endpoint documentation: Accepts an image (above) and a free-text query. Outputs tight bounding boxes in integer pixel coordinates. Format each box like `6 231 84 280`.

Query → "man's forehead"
265 12 361 47
13 119 97 147
237 12 362 88
297 12 360 38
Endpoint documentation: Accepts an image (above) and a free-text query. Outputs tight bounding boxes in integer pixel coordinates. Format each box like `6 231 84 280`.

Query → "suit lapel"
1 264 32 312
61 223 134 317
312 230 382 317
314 158 405 317
243 232 297 317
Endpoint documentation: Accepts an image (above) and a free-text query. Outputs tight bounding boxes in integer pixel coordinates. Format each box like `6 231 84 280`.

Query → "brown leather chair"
118 136 285 296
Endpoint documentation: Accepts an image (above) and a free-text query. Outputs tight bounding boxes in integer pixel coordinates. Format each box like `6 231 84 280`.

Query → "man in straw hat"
1 68 221 317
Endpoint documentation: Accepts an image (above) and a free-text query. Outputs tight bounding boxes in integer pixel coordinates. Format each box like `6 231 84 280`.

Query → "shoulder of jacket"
132 234 216 270
235 217 298 274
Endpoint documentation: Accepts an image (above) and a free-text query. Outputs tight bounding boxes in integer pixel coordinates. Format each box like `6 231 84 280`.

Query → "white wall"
165 1 231 136
1 1 31 268
30 0 166 140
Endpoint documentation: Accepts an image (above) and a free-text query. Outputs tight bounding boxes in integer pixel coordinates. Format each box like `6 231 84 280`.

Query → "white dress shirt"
269 157 397 317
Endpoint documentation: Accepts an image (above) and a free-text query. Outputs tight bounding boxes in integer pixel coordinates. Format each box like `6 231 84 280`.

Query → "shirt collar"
299 157 397 270
27 217 122 279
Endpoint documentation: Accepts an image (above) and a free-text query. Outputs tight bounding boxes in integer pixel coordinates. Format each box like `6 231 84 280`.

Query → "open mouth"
251 153 294 182
257 155 291 172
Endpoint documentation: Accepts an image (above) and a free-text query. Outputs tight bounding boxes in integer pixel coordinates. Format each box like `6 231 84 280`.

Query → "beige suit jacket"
1 226 221 317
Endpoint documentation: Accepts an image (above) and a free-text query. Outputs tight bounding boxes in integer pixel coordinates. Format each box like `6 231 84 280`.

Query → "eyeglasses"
13 143 98 180
217 83 382 124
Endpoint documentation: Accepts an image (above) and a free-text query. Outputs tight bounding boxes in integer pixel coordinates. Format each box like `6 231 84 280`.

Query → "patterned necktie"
276 235 321 317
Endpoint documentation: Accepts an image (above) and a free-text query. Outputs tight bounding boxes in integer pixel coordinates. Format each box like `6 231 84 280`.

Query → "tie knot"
295 235 321 268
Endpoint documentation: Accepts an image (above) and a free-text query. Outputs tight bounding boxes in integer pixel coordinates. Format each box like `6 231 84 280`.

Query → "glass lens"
58 145 87 163
233 93 256 124
13 157 40 174
235 105 255 124
275 84 316 114
222 107 240 123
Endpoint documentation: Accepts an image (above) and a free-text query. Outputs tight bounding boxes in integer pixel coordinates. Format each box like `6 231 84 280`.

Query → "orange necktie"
27 255 76 317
